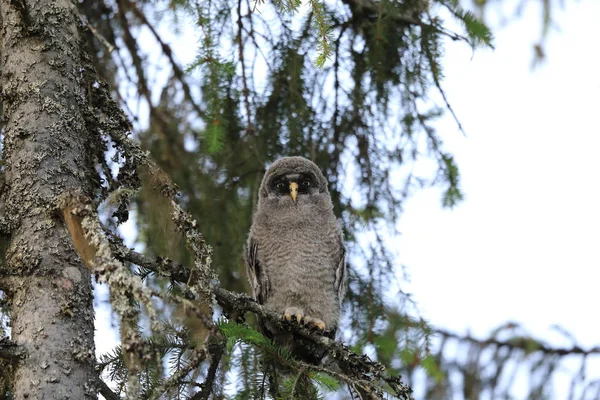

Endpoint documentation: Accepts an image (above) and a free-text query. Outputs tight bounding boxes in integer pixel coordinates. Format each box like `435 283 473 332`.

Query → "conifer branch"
189 337 226 400
148 349 206 400
112 242 600 396
341 0 469 43
435 328 600 357
111 244 412 399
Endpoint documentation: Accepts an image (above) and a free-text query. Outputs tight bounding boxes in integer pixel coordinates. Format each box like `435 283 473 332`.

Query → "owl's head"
258 157 329 203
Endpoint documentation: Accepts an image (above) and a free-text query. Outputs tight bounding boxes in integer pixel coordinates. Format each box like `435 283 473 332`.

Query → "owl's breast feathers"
248 200 344 330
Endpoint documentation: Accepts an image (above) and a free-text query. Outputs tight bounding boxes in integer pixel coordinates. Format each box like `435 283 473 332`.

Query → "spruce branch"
188 336 226 400
113 242 600 397
341 0 470 44
435 328 600 357
111 244 413 399
148 349 206 400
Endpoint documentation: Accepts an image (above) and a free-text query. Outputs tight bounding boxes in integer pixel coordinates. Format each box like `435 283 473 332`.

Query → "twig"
189 336 226 400
97 378 120 400
148 349 206 400
421 34 466 136
126 2 206 119
81 15 115 53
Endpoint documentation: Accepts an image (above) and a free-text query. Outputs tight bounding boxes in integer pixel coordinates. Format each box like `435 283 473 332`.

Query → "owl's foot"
284 307 304 323
284 308 327 330
303 315 326 330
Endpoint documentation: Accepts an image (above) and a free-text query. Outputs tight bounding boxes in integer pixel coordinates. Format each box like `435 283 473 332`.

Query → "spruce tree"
0 1 596 399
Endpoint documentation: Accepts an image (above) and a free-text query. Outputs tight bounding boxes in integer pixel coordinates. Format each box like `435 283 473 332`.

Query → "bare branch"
126 2 207 119
97 378 120 400
436 328 600 357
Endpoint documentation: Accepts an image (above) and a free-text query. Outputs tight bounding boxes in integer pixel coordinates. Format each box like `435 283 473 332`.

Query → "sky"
95 0 600 398
396 0 600 396
400 0 600 343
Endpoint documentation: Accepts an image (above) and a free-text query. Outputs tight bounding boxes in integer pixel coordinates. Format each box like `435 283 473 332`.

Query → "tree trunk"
0 0 97 398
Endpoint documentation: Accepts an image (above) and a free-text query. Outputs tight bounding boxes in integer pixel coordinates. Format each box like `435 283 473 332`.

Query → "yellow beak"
289 182 298 201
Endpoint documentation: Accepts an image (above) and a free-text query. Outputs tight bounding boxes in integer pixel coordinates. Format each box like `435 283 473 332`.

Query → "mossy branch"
58 191 160 397
112 244 413 399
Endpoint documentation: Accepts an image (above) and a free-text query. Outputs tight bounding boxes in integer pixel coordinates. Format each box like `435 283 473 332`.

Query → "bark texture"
0 0 97 398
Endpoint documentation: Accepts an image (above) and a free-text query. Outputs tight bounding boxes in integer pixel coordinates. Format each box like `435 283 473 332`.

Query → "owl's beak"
289 182 298 201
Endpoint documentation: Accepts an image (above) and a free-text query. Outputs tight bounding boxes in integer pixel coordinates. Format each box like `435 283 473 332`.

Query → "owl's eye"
276 181 285 189
302 179 311 187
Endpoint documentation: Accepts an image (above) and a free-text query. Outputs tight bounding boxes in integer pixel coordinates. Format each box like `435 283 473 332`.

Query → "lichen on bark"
0 0 99 397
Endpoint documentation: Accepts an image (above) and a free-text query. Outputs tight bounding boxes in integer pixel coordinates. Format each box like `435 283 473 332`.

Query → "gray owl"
245 156 346 362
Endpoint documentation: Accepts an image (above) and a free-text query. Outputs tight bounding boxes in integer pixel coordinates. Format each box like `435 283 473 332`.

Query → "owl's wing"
334 234 346 305
244 237 270 304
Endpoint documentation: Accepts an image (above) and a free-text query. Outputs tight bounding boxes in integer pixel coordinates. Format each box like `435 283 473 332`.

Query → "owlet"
245 156 346 363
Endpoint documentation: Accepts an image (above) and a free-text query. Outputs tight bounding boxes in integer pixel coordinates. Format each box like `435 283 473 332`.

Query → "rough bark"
0 0 97 398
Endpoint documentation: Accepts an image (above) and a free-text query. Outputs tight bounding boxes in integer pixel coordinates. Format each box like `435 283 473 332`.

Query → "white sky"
397 0 600 395
96 1 600 398
401 0 600 342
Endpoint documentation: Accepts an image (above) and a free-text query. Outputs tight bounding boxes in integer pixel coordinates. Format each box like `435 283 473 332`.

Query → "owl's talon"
284 307 304 324
305 317 326 330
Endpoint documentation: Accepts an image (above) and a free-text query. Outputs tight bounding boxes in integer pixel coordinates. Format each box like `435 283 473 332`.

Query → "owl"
245 156 346 362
